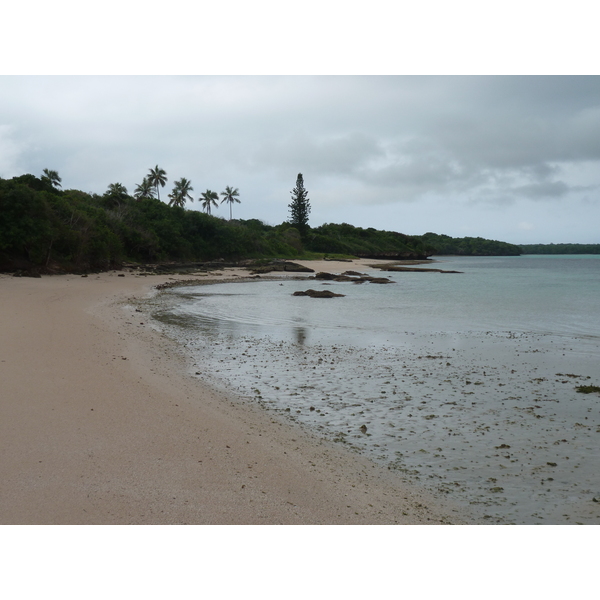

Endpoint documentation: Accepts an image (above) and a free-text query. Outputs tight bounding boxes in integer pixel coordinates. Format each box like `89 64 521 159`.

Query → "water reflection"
294 326 308 345
155 306 316 347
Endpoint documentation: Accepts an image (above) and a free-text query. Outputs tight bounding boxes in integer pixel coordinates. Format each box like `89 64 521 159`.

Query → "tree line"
0 171 296 272
0 169 522 274
106 165 242 219
419 232 522 256
519 243 600 255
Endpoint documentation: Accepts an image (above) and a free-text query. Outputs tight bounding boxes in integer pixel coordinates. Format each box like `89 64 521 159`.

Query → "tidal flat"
147 256 600 524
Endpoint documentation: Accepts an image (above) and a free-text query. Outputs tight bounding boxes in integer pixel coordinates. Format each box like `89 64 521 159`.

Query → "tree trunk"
45 239 54 266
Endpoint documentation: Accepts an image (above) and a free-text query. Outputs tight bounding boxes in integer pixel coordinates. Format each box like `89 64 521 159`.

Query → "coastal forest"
1 171 524 274
519 243 600 254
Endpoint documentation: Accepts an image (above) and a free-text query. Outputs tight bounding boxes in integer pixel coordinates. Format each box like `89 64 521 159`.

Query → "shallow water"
151 255 600 524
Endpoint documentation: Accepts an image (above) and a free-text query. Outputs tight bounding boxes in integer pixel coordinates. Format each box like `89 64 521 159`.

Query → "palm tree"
147 165 167 201
106 182 128 197
104 183 129 210
200 189 219 215
220 186 240 220
134 177 156 200
168 177 194 208
42 168 62 189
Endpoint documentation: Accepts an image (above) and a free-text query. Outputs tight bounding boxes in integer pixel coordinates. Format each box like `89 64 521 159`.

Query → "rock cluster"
368 264 463 274
249 261 315 274
292 289 345 298
313 271 394 284
121 259 314 277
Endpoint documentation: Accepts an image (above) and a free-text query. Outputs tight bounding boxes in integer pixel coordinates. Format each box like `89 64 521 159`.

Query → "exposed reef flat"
368 262 463 274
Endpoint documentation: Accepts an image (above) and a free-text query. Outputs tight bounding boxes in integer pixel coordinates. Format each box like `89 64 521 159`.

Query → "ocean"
150 255 600 524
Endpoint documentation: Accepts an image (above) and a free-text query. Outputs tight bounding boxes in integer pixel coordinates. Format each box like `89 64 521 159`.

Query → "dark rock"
250 261 314 274
282 262 314 273
313 272 395 284
293 289 345 298
373 265 463 274
357 252 429 260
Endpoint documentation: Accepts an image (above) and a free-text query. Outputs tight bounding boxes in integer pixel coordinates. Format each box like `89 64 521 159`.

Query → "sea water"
151 255 600 524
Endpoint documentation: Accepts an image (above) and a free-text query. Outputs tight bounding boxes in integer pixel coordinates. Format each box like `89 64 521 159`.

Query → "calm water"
152 255 600 524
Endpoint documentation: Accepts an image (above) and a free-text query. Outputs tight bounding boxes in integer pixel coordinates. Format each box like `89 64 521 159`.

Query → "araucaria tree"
288 173 311 234
220 186 240 220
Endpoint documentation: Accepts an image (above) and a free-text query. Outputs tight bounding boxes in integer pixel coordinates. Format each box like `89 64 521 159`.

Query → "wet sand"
0 261 470 524
149 259 600 524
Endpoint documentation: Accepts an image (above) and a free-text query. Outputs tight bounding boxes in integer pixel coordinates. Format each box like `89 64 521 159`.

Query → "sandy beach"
0 260 470 524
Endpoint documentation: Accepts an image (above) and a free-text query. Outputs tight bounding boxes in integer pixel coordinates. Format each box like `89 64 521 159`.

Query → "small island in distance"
1 172 598 275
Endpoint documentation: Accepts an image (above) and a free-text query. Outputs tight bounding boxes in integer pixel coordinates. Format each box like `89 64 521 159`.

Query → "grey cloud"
360 152 461 189
249 132 385 176
514 180 571 199
512 180 597 200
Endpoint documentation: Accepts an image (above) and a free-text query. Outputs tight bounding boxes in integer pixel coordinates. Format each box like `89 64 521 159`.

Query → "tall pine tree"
288 173 311 235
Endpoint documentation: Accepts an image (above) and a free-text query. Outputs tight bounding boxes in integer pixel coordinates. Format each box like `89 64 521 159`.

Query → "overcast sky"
1 75 599 244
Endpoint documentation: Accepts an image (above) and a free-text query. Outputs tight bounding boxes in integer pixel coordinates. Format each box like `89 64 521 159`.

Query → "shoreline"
145 257 600 525
0 260 472 524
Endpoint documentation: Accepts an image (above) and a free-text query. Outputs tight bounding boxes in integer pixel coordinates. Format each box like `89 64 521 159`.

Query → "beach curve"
0 262 471 524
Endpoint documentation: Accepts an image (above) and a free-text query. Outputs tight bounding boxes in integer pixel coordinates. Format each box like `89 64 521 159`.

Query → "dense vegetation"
306 223 430 257
0 173 523 273
519 243 600 255
418 232 522 256
0 174 304 272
